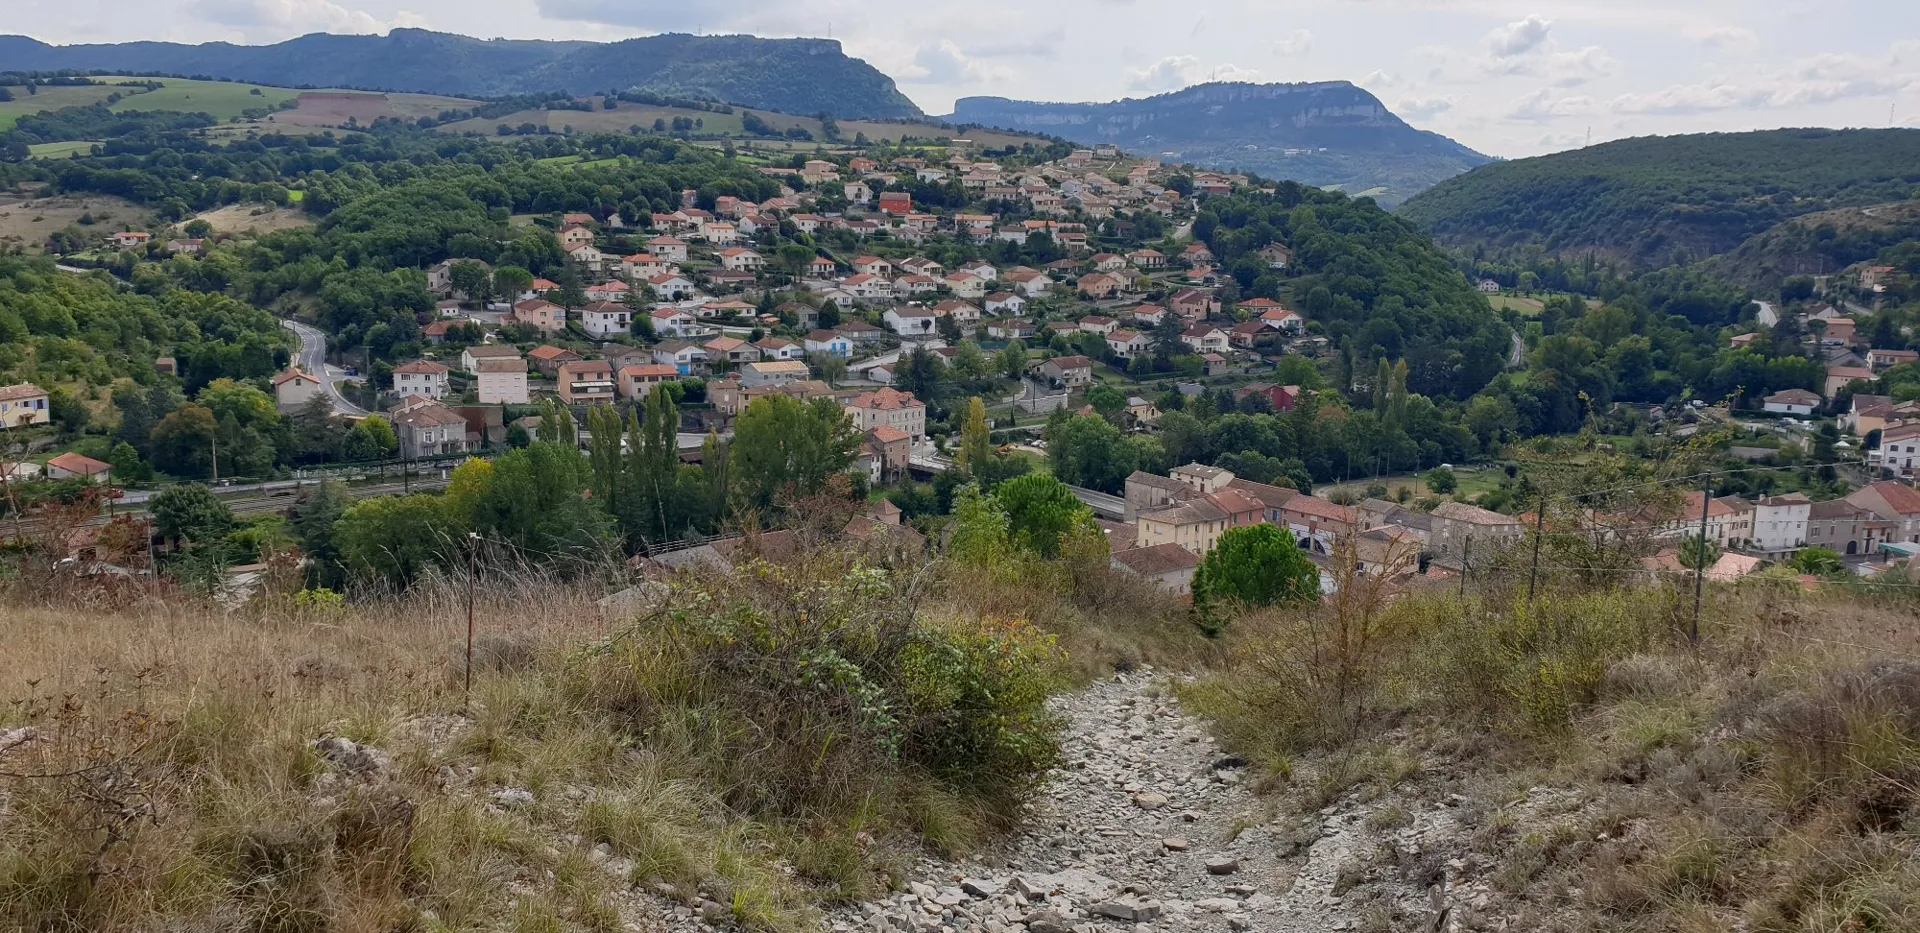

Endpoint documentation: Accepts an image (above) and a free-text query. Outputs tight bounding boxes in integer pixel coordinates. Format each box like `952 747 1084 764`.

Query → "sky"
11 0 1920 158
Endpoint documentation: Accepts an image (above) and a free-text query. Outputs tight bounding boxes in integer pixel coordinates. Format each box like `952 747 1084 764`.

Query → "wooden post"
1527 494 1546 603
1459 534 1471 600
464 532 478 710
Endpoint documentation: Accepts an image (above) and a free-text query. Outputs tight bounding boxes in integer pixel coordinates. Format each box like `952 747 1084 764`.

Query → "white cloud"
1535 131 1587 151
1610 44 1920 114
1363 69 1403 90
1126 55 1199 92
1125 55 1261 92
1544 45 1617 87
533 0 781 33
1484 14 1552 58
190 0 400 34
1686 26 1756 49
1396 94 1455 120
1208 63 1264 82
1273 29 1314 56
897 41 1009 84
1506 88 1593 121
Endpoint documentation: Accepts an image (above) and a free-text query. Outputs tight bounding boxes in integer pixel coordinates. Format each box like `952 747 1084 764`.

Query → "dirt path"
830 669 1466 933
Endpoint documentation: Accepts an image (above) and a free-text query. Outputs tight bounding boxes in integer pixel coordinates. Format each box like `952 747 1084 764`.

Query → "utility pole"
1459 534 1471 600
210 432 219 484
1526 493 1547 603
1691 475 1712 645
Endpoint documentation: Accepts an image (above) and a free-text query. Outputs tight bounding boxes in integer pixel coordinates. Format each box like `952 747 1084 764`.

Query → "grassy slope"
1188 565 1920 933
0 534 1202 932
26 140 96 160
102 76 300 119
442 98 1040 148
0 84 125 130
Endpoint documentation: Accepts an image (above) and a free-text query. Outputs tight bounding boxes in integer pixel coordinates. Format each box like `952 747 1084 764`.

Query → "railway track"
2 477 452 543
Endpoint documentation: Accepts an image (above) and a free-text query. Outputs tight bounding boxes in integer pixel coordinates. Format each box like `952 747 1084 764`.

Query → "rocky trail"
311 667 1507 933
828 669 1473 933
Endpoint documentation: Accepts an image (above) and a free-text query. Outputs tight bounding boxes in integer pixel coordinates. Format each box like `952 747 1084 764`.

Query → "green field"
443 98 1041 148
1487 294 1547 314
28 140 98 160
0 84 127 130
101 77 300 120
0 77 296 128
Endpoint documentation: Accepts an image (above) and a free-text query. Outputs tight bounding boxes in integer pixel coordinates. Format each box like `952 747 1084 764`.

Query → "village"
8 141 1920 596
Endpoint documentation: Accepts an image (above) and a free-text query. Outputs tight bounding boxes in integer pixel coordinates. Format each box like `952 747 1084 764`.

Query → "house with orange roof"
272 369 323 408
845 387 926 443
1280 494 1357 555
616 364 680 400
527 345 582 377
1848 481 1920 543
512 299 566 333
45 451 112 483
393 360 450 401
621 254 672 280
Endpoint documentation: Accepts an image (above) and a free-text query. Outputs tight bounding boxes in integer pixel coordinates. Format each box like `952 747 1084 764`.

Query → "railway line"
2 476 452 543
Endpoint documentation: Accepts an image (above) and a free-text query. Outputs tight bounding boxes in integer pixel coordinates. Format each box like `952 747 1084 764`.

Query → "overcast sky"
12 0 1920 158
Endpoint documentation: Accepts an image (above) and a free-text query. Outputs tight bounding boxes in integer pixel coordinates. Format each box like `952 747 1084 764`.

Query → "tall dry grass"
1184 573 1920 933
0 533 1106 933
0 576 628 933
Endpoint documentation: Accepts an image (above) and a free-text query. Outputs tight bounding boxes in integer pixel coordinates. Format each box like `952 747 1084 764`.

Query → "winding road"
282 319 368 416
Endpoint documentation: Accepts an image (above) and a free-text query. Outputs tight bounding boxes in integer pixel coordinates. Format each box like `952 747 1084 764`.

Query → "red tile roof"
47 452 111 476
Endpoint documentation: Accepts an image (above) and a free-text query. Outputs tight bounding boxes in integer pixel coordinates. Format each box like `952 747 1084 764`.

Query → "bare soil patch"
189 202 315 236
0 194 151 252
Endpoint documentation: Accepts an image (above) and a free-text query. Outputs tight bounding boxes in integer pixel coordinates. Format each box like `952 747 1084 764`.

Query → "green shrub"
578 550 1063 826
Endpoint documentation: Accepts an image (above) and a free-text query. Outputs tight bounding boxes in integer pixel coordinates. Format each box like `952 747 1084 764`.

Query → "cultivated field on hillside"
442 98 1041 148
189 202 316 235
0 194 152 252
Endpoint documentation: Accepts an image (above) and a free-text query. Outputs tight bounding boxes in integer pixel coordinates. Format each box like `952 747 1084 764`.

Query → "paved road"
1753 300 1778 326
1509 332 1527 368
282 319 369 416
1068 485 1126 519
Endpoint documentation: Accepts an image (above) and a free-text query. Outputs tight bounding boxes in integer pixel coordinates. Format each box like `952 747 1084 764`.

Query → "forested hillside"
1703 200 1920 290
0 30 923 119
1196 182 1511 399
1398 128 1920 268
0 258 289 394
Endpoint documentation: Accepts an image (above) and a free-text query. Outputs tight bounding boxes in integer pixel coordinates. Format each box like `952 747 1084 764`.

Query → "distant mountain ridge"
1397 128 1920 269
0 30 923 119
944 82 1491 205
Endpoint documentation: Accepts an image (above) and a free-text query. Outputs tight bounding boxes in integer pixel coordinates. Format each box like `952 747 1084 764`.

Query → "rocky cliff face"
948 82 1489 206
952 83 1400 136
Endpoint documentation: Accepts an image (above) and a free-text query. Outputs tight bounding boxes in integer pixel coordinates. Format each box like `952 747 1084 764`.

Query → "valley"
3 20 1920 933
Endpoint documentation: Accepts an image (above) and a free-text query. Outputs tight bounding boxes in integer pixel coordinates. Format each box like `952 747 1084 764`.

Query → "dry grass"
0 581 633 932
1186 578 1920 933
0 194 152 253
188 203 315 237
0 537 1093 932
